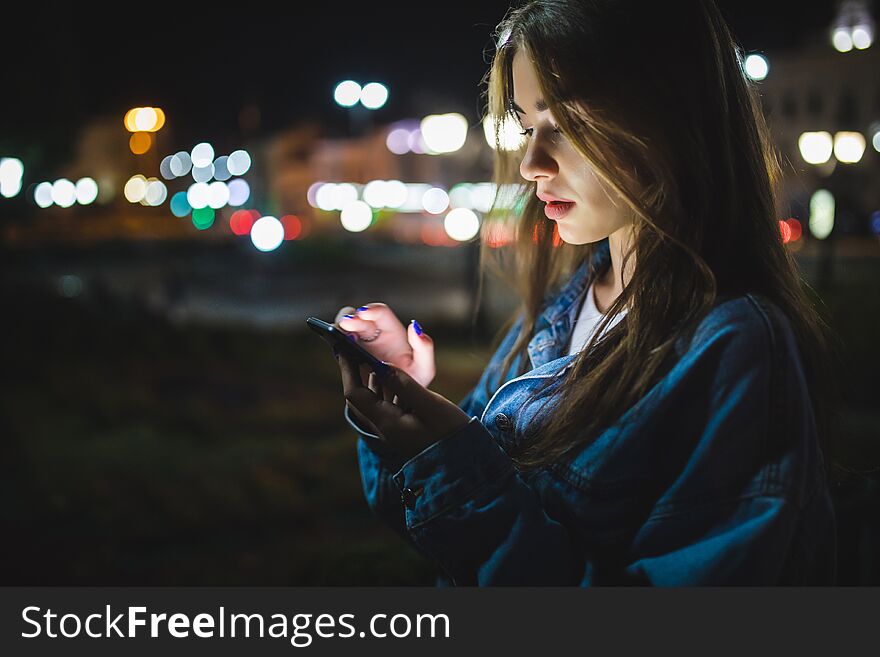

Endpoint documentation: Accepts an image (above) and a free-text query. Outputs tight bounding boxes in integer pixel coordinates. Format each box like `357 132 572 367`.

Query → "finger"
407 319 436 381
338 315 379 341
374 364 434 417
351 303 387 321
339 355 386 426
334 306 357 325
359 362 373 388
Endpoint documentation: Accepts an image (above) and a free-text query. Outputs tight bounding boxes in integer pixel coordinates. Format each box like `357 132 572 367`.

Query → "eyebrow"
511 98 548 114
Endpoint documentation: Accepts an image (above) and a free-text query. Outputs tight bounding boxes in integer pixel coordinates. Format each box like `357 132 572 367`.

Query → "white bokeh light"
51 179 77 207
35 182 54 208
144 179 167 206
227 150 251 176
170 152 192 177
383 180 408 208
798 132 833 164
833 131 866 163
832 27 854 52
227 179 250 206
360 82 388 109
363 180 389 208
192 164 214 183
444 207 480 241
420 113 469 154
809 189 834 240
250 215 285 251
124 176 147 203
191 142 215 168
334 80 361 107
422 187 449 214
75 177 99 205
340 201 373 232
207 181 230 208
187 182 210 209
744 53 769 81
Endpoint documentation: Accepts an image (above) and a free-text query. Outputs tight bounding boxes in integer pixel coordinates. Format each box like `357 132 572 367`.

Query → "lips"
537 192 575 203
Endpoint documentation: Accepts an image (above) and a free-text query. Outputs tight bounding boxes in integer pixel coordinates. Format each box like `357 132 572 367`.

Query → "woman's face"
511 49 631 245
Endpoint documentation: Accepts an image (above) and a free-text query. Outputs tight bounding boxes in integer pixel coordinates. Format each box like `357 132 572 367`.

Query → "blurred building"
758 42 880 232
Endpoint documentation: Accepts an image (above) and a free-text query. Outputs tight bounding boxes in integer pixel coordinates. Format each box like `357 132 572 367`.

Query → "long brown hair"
474 0 843 482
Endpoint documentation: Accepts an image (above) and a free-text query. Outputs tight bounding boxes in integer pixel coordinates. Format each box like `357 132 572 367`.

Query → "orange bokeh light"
129 132 152 155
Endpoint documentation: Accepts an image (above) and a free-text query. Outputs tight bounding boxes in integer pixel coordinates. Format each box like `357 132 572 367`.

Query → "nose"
519 133 558 182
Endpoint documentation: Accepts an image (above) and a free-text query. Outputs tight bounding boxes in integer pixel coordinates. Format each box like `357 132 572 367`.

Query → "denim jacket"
346 238 837 585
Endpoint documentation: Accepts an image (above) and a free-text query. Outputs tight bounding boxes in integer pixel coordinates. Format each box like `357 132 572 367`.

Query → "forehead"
510 50 547 113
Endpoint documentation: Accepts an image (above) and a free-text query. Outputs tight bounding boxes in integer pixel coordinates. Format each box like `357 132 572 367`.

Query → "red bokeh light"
280 214 302 240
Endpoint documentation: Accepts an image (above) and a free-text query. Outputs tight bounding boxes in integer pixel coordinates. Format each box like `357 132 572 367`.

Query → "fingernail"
411 319 423 336
356 306 369 312
343 314 355 320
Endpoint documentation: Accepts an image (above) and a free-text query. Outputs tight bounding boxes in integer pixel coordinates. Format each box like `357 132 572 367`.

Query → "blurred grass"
0 283 490 584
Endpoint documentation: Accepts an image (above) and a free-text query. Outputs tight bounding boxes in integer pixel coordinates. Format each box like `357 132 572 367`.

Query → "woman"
332 0 841 585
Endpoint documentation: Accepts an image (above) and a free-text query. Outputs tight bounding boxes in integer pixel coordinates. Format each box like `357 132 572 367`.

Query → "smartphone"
306 316 392 376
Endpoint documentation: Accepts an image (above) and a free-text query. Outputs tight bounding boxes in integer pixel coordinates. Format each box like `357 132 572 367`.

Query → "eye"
518 126 563 137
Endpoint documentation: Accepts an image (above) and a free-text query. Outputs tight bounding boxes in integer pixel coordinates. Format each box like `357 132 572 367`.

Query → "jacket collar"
527 239 612 369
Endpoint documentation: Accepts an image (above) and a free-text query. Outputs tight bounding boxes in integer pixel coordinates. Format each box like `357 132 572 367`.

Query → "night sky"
3 1 842 170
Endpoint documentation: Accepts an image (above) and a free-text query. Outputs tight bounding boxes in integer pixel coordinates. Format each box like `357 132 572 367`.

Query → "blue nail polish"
357 306 369 312
343 314 355 320
411 319 423 336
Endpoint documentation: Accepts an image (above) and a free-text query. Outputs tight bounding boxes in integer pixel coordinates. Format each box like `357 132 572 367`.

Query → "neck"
598 223 635 310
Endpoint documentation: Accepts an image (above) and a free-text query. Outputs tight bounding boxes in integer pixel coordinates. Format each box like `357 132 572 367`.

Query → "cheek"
575 161 617 210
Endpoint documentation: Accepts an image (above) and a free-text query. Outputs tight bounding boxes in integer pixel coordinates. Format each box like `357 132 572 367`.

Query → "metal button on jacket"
494 413 512 432
400 487 422 509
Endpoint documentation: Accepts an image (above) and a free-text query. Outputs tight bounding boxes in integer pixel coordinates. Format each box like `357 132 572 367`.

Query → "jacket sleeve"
379 303 821 585
349 313 528 567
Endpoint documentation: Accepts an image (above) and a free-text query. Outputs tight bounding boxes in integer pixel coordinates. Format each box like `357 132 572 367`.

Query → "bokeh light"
192 164 214 183
809 189 834 239
227 179 250 206
422 187 450 214
360 82 388 109
833 131 866 163
227 150 251 176
51 179 77 208
386 128 411 154
130 132 152 155
191 142 215 168
744 53 769 81
144 179 167 206
444 207 480 241
213 155 231 181
250 215 284 251
420 113 468 154
187 182 210 209
230 209 258 236
340 201 373 232
280 214 302 240
34 182 54 208
0 157 24 198
170 151 192 177
207 181 230 209
170 191 191 217
192 207 215 230
334 80 362 107
798 132 833 164
75 177 99 205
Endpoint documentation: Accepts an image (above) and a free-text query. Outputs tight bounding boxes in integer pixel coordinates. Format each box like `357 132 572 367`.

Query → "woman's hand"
335 351 471 463
334 304 435 387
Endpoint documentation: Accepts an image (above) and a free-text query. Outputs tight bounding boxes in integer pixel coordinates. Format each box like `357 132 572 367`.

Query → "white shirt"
566 277 629 356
